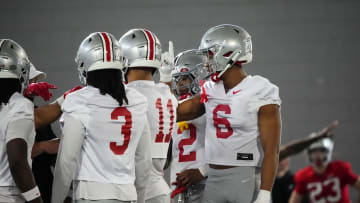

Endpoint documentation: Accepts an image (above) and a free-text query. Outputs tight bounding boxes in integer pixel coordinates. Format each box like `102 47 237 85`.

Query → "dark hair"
86 69 128 106
0 78 22 105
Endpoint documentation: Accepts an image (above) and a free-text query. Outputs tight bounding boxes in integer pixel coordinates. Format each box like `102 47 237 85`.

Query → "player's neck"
221 65 247 92
127 69 153 82
313 164 328 175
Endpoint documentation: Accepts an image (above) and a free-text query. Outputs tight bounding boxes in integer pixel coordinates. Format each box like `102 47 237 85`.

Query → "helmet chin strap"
212 52 241 82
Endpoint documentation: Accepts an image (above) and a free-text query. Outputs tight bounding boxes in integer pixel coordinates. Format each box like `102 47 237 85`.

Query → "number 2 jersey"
201 75 281 167
126 80 178 199
170 114 206 190
294 161 358 203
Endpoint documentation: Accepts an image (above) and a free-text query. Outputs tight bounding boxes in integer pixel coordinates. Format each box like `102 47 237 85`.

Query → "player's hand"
160 41 174 82
24 82 57 101
178 121 189 133
176 169 205 189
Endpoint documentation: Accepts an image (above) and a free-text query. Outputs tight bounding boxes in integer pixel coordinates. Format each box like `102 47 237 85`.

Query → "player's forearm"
34 102 62 129
260 149 279 191
176 95 205 122
7 140 42 203
279 135 324 161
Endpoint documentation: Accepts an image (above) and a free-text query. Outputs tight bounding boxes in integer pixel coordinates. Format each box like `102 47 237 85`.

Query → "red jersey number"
178 124 197 162
213 104 233 138
307 177 341 203
110 107 132 155
155 98 175 143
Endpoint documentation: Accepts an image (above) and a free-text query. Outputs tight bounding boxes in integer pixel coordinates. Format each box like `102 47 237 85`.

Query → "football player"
0 39 43 203
51 32 152 203
289 138 360 203
176 24 282 203
118 28 178 203
169 50 210 203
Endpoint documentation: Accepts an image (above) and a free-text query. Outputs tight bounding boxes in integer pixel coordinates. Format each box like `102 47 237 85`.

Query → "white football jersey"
126 80 178 199
0 92 35 186
170 114 206 190
201 75 281 167
61 86 148 185
126 80 178 159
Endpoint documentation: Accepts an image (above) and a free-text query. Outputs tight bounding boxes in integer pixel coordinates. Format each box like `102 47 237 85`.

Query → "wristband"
255 189 271 202
22 186 41 201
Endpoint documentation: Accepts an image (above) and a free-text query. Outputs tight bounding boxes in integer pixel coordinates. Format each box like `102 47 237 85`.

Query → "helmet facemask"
172 50 210 100
307 137 334 169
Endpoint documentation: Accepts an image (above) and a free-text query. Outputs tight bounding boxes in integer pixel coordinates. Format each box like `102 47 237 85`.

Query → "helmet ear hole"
88 38 92 42
80 62 84 67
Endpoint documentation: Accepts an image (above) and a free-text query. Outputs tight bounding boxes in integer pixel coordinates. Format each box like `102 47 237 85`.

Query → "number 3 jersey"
61 86 149 185
126 80 178 199
294 161 358 203
201 75 281 167
170 114 206 190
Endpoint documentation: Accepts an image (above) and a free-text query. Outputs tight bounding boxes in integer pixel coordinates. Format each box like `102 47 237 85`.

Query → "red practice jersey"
294 161 358 203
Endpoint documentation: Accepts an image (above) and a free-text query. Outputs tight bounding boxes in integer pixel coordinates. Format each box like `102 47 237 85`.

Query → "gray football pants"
201 166 261 203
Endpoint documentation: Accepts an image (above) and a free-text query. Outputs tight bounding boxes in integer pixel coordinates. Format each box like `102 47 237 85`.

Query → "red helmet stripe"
144 30 155 60
100 32 112 62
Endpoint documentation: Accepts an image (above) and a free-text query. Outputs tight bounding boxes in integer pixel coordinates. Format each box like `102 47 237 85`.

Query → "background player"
0 39 43 203
273 120 339 203
289 137 360 203
51 32 151 203
176 24 282 203
168 49 209 202
118 28 178 203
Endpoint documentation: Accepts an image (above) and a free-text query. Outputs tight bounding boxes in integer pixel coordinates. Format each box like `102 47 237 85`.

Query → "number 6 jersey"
201 75 281 167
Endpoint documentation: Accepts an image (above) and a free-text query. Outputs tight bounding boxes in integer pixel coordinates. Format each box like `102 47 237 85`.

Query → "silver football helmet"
198 24 252 79
307 136 334 162
118 28 162 71
171 49 210 99
0 39 31 90
75 32 124 85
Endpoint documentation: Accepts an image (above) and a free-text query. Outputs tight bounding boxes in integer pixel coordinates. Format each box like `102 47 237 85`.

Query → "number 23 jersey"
201 75 281 167
294 161 358 203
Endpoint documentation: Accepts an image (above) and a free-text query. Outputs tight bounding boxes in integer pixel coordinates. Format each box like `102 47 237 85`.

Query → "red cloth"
294 161 358 203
